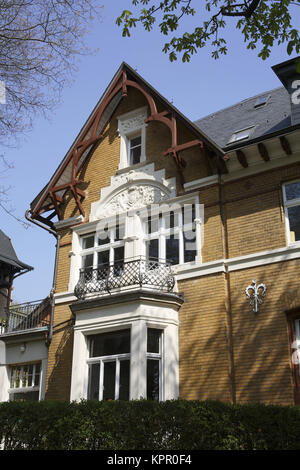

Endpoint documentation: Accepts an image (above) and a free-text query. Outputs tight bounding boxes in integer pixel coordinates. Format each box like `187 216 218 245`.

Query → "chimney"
272 57 300 126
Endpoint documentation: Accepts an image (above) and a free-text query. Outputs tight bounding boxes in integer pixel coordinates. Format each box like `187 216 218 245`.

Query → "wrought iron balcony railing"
74 257 175 300
0 297 51 335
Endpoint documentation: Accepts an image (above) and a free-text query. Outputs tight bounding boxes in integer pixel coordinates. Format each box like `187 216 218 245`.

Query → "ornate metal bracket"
245 279 267 313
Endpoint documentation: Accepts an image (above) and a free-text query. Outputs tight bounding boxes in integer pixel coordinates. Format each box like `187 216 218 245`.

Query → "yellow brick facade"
43 82 300 406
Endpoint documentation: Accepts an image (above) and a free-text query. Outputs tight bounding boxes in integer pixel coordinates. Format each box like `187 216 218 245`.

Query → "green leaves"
116 0 300 62
1 400 300 450
287 40 295 55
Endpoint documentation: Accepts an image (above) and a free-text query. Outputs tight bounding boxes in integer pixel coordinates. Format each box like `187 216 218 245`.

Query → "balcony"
0 297 51 337
74 257 175 300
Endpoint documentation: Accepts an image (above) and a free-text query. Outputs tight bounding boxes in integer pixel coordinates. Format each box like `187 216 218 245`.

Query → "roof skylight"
254 94 270 108
227 126 255 145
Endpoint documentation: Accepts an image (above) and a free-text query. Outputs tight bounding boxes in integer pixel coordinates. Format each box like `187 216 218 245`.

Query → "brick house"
1 56 300 405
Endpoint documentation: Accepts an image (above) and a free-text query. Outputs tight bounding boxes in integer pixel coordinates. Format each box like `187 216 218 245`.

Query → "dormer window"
117 107 147 169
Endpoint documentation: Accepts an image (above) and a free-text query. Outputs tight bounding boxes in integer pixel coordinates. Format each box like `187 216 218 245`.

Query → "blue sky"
2 2 300 303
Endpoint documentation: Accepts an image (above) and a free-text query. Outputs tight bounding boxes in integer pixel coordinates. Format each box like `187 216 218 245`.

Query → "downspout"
217 168 236 404
25 210 60 347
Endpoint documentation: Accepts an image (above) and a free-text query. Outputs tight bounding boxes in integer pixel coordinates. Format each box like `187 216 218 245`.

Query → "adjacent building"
1 56 300 405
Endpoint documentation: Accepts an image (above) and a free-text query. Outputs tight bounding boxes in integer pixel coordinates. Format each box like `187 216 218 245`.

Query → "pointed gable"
29 63 225 228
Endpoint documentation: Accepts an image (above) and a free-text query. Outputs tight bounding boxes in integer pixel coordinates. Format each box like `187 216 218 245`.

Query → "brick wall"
45 86 300 405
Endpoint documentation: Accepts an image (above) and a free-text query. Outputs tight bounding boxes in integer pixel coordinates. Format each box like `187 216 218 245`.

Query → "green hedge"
0 399 300 450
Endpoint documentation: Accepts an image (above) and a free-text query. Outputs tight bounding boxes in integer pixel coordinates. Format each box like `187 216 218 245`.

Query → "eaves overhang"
223 122 300 154
223 125 300 174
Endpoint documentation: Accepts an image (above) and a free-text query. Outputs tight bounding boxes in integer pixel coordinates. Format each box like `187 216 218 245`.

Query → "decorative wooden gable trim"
29 63 225 228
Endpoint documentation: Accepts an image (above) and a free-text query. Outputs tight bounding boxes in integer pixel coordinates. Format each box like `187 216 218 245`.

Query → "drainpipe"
25 210 60 346
217 169 236 404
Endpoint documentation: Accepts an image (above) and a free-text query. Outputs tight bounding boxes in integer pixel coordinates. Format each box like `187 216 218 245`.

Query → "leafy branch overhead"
116 0 300 62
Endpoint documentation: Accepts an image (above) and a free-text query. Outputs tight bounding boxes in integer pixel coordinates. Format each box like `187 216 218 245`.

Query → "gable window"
117 107 147 169
9 363 41 401
283 181 300 244
129 134 142 165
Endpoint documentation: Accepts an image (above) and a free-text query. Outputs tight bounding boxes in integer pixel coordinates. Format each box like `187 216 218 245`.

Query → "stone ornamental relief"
118 108 148 135
90 163 177 221
101 184 170 218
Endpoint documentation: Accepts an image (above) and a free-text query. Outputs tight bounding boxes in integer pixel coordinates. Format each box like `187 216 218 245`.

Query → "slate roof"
194 87 292 150
0 230 33 272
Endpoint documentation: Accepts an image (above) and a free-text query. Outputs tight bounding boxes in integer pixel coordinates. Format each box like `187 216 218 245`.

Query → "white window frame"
128 132 142 166
85 326 164 402
80 224 125 272
141 196 202 266
282 180 300 245
117 107 147 170
8 362 42 401
87 353 131 401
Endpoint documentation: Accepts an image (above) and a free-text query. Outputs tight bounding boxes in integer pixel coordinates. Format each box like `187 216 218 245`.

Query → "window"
129 134 142 165
283 181 300 243
117 107 147 169
9 363 41 401
70 312 179 402
87 330 131 401
227 126 255 145
144 204 197 265
81 224 125 280
85 328 163 402
147 328 162 400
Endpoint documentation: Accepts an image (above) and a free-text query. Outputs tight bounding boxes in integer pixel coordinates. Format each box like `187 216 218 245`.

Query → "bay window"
85 327 165 401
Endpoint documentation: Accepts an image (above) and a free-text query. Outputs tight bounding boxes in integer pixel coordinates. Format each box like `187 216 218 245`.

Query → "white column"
195 202 204 263
124 212 144 260
118 133 128 170
70 330 87 401
68 231 81 292
0 341 8 402
140 125 147 163
40 358 48 400
130 319 147 399
163 324 179 400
